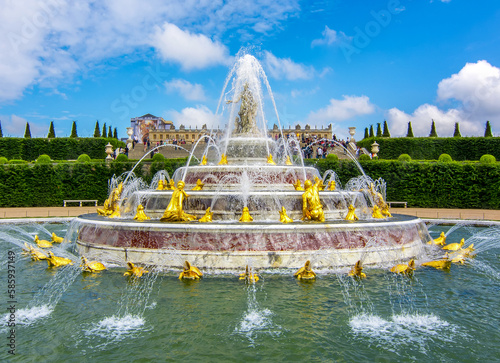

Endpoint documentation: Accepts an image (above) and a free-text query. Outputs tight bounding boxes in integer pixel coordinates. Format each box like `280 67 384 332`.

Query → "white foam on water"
234 307 282 346
86 314 145 340
3 305 54 327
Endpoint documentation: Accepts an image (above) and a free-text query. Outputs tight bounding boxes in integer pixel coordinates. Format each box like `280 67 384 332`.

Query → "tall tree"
108 126 112 138
382 120 391 137
102 123 107 138
0 120 3 138
24 122 32 138
453 122 462 137
70 121 78 138
364 127 369 139
406 121 414 137
369 125 374 138
376 123 382 137
94 120 101 137
485 120 493 137
429 119 438 137
47 121 56 138
113 127 118 139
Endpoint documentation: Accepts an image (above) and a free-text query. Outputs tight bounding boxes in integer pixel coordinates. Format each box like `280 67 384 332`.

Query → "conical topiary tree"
376 123 382 137
108 126 112 138
102 123 107 138
24 122 32 138
70 121 78 138
429 119 438 137
94 120 101 137
113 127 118 139
485 120 493 137
406 121 414 137
0 120 3 138
364 127 369 139
382 120 390 137
369 125 374 138
47 121 56 138
453 122 462 137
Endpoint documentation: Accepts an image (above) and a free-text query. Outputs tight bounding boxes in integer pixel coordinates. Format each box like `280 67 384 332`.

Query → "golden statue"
98 183 123 216
179 261 203 280
160 181 197 222
314 176 326 191
442 238 464 251
199 207 213 223
267 154 276 165
362 182 387 210
133 204 150 221
372 205 385 219
200 155 207 165
285 155 293 165
348 260 366 279
167 179 176 190
157 179 166 190
345 205 359 221
293 179 304 191
294 260 316 280
218 154 228 165
23 243 48 261
239 265 259 283
421 258 451 270
327 180 336 191
124 262 149 278
239 207 253 222
279 206 293 223
390 259 415 275
192 179 204 190
34 235 53 248
428 232 446 246
46 252 73 268
81 256 106 273
302 179 325 222
381 205 392 218
449 244 475 264
51 233 64 243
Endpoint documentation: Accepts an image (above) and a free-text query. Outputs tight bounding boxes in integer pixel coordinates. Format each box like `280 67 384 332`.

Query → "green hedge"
0 138 125 161
357 137 500 161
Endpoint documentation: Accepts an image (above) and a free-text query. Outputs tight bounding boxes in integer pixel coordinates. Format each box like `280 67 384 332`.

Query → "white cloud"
387 60 500 137
307 95 375 123
263 51 315 80
166 105 221 129
0 114 47 137
151 23 231 71
164 79 206 101
311 26 351 47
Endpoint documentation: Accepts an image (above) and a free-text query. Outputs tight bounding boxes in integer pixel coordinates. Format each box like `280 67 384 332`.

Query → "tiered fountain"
75 54 431 271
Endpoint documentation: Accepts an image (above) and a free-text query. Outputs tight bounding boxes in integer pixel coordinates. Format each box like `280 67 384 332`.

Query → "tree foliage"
102 123 107 138
406 122 414 138
453 122 462 137
24 122 32 138
376 123 382 137
70 121 78 138
382 120 390 137
485 120 493 137
47 121 56 138
429 119 438 137
94 121 101 137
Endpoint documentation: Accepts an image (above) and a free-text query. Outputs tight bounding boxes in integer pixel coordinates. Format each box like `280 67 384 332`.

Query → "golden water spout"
345 205 359 221
192 179 204 190
239 207 253 222
179 261 203 280
199 207 213 223
133 204 150 221
279 206 293 223
294 260 316 280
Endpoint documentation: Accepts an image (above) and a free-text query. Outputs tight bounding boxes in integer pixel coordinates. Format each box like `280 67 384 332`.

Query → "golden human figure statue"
314 176 326 191
124 262 149 277
179 261 203 280
199 207 213 222
167 179 176 190
160 181 197 222
239 265 259 283
293 179 304 191
285 155 293 165
157 179 166 190
46 252 73 268
192 179 204 190
372 205 385 219
267 154 276 165
294 260 316 280
200 155 207 165
133 204 150 221
327 180 336 191
345 205 359 221
218 154 228 165
381 205 392 218
239 207 253 222
302 179 325 222
348 260 366 279
279 206 293 223
98 183 123 216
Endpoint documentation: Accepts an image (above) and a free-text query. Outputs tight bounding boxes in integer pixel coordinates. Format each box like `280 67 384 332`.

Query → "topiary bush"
0 156 7 164
359 154 371 161
152 152 166 162
438 153 453 162
77 154 91 163
480 154 496 164
115 153 129 162
35 154 52 163
398 154 412 162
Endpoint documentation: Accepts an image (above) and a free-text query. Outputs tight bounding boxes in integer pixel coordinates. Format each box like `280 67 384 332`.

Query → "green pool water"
1 221 499 362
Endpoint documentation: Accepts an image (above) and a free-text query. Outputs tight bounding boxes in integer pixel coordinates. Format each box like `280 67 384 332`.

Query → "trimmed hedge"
0 137 125 161
357 137 500 161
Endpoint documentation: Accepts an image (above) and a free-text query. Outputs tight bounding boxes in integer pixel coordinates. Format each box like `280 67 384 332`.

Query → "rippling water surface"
1 222 499 362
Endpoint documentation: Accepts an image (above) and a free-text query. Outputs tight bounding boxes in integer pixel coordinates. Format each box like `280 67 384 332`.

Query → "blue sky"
1 0 499 140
